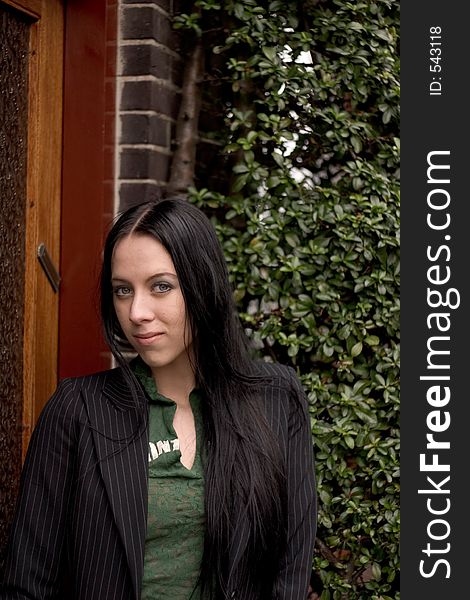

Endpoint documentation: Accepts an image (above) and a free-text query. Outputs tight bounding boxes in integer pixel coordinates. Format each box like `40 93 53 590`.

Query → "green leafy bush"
176 1 400 597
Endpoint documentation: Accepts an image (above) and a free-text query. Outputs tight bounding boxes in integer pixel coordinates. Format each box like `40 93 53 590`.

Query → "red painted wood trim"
59 0 116 378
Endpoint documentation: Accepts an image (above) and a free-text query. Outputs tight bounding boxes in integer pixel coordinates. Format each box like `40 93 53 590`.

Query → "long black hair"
100 197 287 598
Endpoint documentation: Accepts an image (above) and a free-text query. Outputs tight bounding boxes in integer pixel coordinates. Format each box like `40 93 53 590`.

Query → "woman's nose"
128 293 154 323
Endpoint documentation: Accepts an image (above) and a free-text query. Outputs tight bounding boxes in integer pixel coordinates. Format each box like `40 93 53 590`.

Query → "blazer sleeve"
1 379 78 599
273 368 317 600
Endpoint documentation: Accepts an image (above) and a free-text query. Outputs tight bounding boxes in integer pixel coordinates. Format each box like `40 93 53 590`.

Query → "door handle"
37 243 61 293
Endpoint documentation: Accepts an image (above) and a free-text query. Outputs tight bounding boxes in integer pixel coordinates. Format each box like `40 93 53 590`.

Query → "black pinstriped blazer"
1 362 317 600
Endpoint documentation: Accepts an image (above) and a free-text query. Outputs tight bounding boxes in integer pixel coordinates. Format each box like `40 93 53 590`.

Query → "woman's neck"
151 357 196 407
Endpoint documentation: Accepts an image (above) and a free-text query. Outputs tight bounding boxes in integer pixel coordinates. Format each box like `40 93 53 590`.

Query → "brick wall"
117 0 184 211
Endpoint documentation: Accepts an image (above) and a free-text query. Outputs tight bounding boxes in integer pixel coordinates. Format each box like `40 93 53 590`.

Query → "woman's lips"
133 332 164 346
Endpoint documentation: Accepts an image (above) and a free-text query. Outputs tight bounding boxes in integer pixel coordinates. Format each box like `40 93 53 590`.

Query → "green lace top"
132 359 205 600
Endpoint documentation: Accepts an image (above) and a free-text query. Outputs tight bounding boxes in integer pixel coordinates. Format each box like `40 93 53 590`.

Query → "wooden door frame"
3 0 117 455
3 0 64 458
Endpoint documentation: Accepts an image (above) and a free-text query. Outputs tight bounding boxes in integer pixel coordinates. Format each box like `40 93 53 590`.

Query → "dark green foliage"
175 1 400 597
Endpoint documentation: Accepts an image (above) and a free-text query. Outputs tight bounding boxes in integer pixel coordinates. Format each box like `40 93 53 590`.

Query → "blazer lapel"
84 368 149 600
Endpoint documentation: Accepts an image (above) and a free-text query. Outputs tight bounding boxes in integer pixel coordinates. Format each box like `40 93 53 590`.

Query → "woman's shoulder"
250 360 300 392
52 366 122 397
62 365 124 384
250 361 309 431
57 366 125 392
41 366 128 420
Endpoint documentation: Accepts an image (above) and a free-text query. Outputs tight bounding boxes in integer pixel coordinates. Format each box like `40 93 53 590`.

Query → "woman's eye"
153 282 172 293
113 286 132 297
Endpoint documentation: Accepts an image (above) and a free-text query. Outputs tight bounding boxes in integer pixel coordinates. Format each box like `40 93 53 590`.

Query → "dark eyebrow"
111 272 178 284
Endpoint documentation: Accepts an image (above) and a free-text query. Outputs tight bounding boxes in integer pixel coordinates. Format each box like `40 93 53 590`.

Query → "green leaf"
351 341 363 357
383 108 393 124
351 135 362 153
365 335 380 346
262 47 277 62
285 232 299 247
233 163 249 174
272 151 285 167
371 562 382 580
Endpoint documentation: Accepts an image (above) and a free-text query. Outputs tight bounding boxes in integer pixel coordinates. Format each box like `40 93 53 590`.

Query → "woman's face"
111 234 192 376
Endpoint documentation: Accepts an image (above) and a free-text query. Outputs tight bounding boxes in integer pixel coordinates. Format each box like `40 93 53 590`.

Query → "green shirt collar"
130 356 201 405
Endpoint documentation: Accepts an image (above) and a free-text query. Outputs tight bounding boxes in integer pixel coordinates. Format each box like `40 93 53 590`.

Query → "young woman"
1 197 317 600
